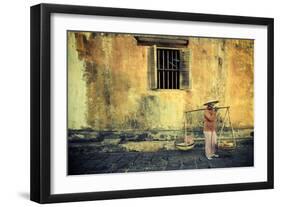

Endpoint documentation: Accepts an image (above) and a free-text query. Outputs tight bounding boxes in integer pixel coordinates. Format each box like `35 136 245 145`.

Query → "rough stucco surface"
67 32 254 131
67 33 88 129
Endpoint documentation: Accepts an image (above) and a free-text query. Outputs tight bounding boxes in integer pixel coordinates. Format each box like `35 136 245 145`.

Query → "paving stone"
68 139 253 175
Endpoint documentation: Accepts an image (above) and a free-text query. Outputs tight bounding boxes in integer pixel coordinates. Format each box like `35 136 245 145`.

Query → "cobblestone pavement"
68 139 253 175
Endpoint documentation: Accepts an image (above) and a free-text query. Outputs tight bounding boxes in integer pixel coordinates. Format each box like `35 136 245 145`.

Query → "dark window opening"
157 48 180 89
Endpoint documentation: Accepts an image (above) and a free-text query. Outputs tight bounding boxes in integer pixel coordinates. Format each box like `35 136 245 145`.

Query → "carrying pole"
185 106 236 148
185 106 230 113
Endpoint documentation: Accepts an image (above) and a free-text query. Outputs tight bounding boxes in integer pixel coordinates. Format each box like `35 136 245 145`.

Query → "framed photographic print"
30 3 274 203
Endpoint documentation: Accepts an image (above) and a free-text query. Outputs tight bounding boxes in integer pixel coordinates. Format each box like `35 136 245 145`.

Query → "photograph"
29 3 273 203
67 31 254 175
0 0 277 205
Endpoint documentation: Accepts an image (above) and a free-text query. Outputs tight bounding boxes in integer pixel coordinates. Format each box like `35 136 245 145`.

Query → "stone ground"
68 139 253 175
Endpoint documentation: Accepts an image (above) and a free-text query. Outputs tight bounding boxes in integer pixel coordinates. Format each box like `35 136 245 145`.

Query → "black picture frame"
30 3 274 204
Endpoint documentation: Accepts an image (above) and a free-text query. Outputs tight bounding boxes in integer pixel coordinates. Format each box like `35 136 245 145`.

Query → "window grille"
157 48 180 89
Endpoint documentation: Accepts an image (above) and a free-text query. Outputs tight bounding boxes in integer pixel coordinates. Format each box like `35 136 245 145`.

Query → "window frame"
156 47 181 90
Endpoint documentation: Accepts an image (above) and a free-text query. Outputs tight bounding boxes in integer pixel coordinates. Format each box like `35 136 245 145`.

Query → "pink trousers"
203 131 217 158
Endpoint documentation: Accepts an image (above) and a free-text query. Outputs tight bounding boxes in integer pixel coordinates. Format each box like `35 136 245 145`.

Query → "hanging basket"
175 142 195 151
218 140 236 150
183 106 237 151
175 136 195 151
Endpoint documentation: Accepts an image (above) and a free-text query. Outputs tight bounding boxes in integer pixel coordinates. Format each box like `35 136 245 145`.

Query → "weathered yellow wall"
67 33 88 129
188 38 254 128
67 32 254 130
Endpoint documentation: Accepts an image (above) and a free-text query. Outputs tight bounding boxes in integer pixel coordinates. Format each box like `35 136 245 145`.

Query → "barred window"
157 49 180 89
148 45 191 90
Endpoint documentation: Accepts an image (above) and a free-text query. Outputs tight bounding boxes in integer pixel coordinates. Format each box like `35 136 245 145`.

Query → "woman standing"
203 100 219 160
